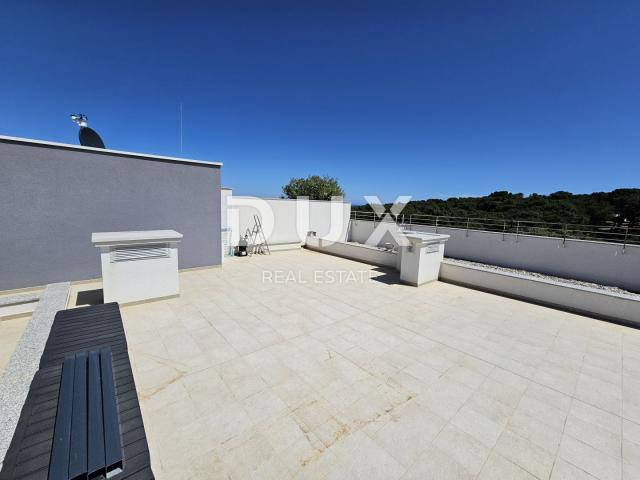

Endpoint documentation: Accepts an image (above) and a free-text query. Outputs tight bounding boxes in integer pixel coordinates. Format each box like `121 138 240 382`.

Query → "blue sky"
1 1 639 203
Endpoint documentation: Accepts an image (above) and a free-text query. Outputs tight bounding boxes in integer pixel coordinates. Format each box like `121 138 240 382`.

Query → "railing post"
623 225 629 253
562 224 567 247
435 216 439 233
502 220 506 241
466 218 470 237
409 214 412 226
516 220 520 242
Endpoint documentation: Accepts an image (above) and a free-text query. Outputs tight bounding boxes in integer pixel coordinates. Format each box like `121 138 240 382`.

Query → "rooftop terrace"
99 249 640 479
2 135 638 480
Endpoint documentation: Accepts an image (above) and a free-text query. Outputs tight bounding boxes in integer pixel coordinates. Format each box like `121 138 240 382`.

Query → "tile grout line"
383 307 626 426
621 338 625 479
548 323 575 479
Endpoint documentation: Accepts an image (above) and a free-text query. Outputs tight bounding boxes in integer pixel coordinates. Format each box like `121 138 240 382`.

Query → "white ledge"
0 135 222 167
92 230 183 247
401 231 450 244
439 260 640 326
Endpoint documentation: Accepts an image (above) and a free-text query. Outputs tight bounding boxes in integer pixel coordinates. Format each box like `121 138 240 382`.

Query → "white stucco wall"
221 188 232 228
348 219 640 292
305 236 397 268
228 197 351 247
349 219 397 246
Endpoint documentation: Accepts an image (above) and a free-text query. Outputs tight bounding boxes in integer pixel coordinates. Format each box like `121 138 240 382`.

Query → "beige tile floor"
120 249 640 480
0 315 30 376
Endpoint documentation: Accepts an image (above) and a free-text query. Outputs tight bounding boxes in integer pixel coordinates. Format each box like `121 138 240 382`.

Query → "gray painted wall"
349 219 640 292
0 138 222 290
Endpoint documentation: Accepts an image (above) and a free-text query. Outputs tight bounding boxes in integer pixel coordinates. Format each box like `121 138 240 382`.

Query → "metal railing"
350 210 640 248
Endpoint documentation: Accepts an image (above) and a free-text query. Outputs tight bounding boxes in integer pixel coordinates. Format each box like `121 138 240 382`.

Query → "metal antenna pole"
179 102 183 154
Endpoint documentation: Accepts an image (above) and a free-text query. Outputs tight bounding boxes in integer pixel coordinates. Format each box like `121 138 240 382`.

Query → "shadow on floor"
75 289 104 307
369 266 401 285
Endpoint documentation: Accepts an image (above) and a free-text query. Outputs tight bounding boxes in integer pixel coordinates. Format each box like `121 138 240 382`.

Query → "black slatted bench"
0 303 154 480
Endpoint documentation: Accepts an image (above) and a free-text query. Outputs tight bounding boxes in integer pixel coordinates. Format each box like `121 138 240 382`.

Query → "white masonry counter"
399 231 450 286
92 230 183 304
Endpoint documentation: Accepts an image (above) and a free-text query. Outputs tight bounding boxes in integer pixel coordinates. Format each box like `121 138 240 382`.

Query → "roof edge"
0 135 222 167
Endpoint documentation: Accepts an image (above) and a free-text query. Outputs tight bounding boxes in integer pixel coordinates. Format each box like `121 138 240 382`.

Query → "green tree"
611 189 640 225
282 175 345 200
352 189 640 228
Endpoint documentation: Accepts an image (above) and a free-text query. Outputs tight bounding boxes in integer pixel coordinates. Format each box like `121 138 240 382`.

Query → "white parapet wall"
348 219 640 292
440 261 640 326
305 230 449 287
305 236 397 268
220 187 233 259
227 196 351 249
350 219 401 247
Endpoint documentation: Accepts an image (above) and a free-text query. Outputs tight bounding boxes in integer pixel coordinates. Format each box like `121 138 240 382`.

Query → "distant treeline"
353 189 640 227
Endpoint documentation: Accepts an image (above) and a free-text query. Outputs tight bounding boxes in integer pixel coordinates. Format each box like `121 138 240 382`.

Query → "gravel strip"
444 257 640 299
0 282 69 467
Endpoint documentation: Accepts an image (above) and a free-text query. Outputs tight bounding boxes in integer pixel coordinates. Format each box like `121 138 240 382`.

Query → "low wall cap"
402 231 450 244
91 230 183 247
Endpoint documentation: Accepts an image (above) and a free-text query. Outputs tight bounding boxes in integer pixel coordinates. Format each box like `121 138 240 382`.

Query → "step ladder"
246 215 271 255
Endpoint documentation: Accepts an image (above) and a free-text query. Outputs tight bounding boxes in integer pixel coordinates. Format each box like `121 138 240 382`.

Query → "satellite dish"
70 113 106 149
79 127 106 149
